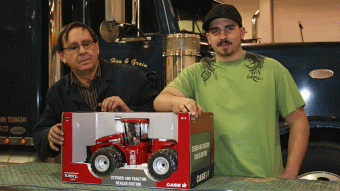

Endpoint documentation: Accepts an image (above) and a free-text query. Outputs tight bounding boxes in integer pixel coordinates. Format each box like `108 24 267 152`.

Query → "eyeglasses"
63 40 94 53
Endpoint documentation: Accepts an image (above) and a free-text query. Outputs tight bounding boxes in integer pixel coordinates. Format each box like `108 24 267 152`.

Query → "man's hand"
171 97 203 118
154 87 203 118
48 123 64 151
278 171 298 179
98 96 131 112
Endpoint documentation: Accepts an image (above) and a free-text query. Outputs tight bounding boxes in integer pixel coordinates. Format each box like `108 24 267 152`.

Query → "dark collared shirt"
70 64 101 111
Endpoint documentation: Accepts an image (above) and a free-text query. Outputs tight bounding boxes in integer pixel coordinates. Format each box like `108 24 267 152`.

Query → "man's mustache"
217 39 232 46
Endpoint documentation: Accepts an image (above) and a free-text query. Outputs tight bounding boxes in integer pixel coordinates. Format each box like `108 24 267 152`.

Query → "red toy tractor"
88 118 179 181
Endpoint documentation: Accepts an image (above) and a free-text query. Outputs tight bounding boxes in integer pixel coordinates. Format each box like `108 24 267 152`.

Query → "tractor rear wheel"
108 146 124 168
90 147 116 177
148 149 178 181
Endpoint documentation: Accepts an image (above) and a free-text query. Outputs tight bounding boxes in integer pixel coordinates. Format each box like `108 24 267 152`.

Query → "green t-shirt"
168 52 306 178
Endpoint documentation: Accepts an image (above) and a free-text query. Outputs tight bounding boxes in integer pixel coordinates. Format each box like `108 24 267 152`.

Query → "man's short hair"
56 22 98 52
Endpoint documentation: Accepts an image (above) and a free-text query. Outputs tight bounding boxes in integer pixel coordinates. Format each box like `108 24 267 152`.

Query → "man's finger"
110 102 119 112
50 132 64 144
50 142 60 151
183 103 199 117
196 103 203 117
179 104 189 113
54 124 63 135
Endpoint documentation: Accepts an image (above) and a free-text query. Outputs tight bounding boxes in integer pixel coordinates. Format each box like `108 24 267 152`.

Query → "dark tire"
108 146 125 168
282 141 340 181
90 147 116 177
148 149 178 181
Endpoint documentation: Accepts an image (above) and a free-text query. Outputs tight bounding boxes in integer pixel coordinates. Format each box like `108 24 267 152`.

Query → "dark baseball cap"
203 4 242 32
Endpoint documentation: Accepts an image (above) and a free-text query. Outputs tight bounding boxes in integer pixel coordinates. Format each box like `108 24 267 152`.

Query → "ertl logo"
65 172 79 180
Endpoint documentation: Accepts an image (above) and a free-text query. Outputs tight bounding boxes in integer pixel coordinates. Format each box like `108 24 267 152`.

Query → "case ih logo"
197 170 210 183
65 173 78 180
166 182 187 188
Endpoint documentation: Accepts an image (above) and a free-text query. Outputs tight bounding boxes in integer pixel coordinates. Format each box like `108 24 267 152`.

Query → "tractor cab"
121 118 149 145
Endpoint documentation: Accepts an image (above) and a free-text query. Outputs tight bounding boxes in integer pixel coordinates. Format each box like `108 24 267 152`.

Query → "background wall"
220 0 260 41
221 0 340 43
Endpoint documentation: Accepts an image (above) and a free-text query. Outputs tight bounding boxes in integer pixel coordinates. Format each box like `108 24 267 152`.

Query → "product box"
62 112 214 189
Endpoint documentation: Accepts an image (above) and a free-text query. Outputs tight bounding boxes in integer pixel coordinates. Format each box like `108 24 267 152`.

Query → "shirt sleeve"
274 59 306 118
167 63 198 99
32 86 62 158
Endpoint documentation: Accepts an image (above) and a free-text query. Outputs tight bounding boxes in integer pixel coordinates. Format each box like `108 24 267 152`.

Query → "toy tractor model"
88 118 179 181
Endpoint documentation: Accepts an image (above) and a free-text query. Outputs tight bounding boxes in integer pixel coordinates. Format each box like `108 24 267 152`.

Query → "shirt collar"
70 63 101 88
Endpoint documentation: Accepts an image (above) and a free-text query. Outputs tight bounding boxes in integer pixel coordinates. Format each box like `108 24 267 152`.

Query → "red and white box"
62 112 214 189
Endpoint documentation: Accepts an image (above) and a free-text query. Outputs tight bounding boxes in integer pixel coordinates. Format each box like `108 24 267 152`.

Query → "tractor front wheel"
148 149 178 181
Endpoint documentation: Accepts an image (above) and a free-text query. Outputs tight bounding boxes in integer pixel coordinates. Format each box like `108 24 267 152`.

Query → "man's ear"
206 32 211 44
58 51 67 64
94 41 100 55
240 27 246 40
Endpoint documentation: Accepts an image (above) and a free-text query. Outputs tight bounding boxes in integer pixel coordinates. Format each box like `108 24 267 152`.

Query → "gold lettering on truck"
110 57 148 68
0 117 6 123
110 58 122 64
0 126 9 132
131 59 147 68
7 117 27 123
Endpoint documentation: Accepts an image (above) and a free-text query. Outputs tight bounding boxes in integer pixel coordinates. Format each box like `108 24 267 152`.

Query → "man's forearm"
153 92 176 112
283 124 309 178
280 107 310 178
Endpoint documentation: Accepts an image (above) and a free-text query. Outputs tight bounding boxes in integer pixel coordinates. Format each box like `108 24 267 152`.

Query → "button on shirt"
70 65 101 111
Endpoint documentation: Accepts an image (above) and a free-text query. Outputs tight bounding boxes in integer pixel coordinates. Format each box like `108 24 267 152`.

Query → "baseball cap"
203 4 242 32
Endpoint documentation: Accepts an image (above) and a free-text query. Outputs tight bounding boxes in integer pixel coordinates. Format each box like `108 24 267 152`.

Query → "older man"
33 22 158 158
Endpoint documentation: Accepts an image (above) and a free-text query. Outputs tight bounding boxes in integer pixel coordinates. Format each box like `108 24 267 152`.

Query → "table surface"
0 162 340 191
